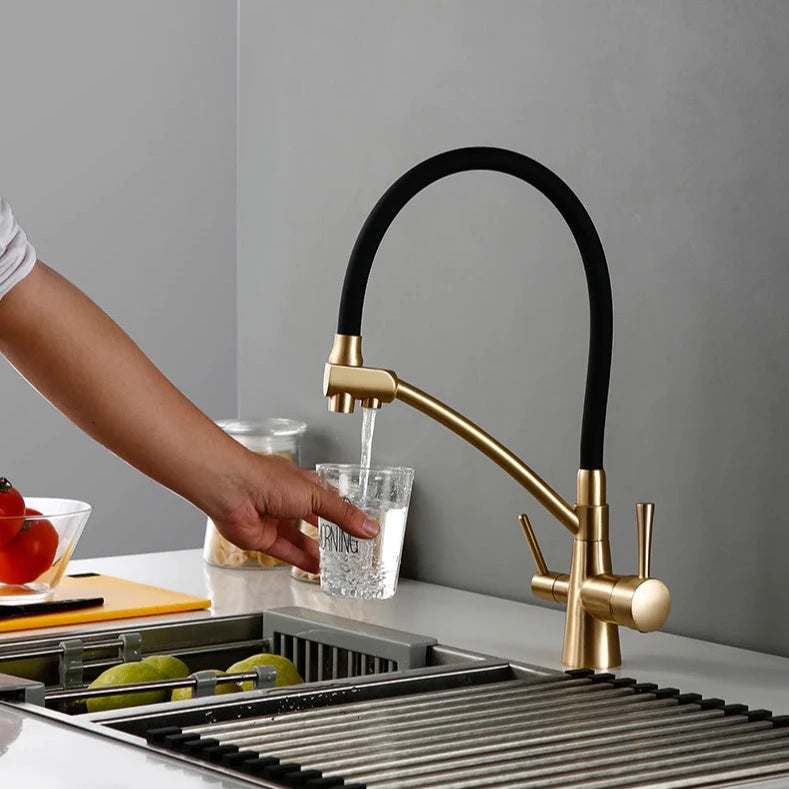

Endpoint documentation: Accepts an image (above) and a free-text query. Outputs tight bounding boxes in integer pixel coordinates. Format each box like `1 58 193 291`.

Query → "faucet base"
562 613 621 670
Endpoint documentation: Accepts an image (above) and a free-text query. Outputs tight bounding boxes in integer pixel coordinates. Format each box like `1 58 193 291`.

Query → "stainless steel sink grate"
142 668 789 788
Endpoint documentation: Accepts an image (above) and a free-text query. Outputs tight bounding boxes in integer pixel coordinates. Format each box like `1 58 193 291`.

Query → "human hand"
207 453 379 574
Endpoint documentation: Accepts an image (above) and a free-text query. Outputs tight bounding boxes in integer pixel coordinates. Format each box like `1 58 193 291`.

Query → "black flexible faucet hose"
336 146 613 470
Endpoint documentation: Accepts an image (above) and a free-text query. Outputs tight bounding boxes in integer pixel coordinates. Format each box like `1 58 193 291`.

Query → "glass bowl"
0 498 92 604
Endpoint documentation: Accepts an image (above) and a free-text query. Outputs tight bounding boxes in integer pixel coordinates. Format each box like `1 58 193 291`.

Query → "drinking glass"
316 464 414 599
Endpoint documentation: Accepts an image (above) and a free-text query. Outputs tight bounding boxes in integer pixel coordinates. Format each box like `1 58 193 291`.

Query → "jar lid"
216 418 307 438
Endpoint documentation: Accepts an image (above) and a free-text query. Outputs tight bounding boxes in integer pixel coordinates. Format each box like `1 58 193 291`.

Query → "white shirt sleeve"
0 197 37 300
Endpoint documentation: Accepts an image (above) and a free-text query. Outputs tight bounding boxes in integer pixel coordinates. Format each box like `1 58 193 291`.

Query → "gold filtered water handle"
636 502 654 579
520 513 569 604
607 501 669 631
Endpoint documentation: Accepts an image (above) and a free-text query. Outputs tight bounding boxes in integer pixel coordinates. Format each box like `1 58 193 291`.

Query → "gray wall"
0 0 238 557
238 1 789 656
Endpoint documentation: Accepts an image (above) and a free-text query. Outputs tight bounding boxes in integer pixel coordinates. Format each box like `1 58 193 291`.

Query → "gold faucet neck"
328 333 363 367
326 334 364 413
577 469 606 506
561 466 619 668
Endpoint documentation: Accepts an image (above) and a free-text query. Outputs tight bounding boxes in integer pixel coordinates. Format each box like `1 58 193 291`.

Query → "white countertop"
2 548 789 786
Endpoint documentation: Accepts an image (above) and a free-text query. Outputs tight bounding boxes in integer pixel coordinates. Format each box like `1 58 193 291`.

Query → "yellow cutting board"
0 573 211 633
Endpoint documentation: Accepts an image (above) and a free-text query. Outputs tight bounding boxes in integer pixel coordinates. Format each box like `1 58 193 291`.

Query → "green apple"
86 662 167 713
142 654 190 680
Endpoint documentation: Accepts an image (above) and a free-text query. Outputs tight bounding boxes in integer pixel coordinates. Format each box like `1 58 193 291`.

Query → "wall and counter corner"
1 1 788 663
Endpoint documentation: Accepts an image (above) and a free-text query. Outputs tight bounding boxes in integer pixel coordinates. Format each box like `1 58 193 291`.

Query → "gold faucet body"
324 333 671 670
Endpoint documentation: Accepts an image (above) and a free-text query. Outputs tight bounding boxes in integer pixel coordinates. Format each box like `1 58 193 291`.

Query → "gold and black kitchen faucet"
323 147 670 669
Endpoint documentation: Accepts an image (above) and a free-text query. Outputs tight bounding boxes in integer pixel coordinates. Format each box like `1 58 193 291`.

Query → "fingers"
264 524 320 574
311 485 379 539
290 464 377 538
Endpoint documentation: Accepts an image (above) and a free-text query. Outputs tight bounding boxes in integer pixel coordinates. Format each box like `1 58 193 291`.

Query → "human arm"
0 261 377 573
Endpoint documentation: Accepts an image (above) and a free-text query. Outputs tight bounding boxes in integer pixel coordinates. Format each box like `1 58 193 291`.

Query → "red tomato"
0 509 59 585
0 477 25 547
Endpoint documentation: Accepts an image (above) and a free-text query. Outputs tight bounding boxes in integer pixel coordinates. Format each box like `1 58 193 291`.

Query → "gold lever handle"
519 513 548 575
636 502 655 579
520 514 570 605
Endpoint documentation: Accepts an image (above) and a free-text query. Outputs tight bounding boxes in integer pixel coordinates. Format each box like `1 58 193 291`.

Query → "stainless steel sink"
2 607 789 787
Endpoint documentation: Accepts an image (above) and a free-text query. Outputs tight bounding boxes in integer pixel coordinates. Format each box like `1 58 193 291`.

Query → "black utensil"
0 596 104 619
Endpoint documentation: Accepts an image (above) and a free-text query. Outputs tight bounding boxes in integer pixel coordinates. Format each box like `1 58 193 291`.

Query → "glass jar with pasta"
203 418 307 569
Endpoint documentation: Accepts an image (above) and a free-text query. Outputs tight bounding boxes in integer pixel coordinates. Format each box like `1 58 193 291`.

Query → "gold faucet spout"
395 380 579 535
